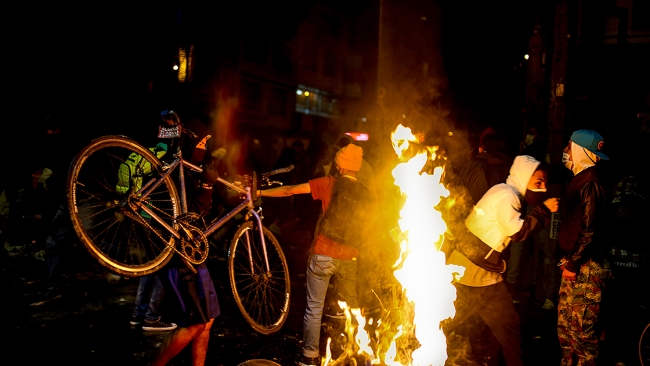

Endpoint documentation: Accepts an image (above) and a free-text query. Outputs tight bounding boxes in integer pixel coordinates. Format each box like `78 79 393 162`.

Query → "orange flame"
321 124 464 365
388 124 464 365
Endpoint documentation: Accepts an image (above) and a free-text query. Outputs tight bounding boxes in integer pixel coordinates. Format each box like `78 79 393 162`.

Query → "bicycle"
641 321 650 366
66 111 292 334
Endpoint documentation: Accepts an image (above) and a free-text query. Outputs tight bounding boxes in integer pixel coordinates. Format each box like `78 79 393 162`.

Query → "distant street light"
524 54 530 60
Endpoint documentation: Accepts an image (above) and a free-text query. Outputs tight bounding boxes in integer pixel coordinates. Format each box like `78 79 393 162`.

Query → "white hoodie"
448 155 540 286
465 155 541 251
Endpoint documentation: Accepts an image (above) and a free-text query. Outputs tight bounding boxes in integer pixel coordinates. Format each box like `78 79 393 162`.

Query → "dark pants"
133 274 166 321
446 281 523 366
45 205 74 290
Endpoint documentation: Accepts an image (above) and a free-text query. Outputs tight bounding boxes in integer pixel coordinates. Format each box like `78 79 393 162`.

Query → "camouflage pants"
557 260 610 366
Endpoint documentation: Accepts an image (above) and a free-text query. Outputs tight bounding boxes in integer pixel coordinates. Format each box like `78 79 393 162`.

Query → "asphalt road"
3 223 566 366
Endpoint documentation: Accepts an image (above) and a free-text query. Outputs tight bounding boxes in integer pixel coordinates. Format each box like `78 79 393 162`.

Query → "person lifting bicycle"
147 111 222 366
259 143 374 366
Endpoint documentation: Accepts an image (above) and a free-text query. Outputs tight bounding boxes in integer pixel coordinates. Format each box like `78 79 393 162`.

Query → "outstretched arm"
259 182 311 197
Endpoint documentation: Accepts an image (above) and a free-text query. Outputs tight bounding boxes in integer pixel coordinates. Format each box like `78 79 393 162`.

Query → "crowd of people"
1 110 648 366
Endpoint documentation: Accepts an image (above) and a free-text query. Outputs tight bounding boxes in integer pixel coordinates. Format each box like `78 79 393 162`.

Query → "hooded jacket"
559 143 609 273
450 155 552 274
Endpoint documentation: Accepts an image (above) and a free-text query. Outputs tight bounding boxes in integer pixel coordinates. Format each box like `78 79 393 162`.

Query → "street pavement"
3 224 564 366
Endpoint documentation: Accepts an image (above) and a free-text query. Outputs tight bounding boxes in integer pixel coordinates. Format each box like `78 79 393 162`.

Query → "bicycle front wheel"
228 221 290 334
67 135 180 277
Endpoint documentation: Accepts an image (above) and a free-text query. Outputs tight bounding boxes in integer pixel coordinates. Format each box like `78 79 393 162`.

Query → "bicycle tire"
228 221 290 334
67 135 180 277
641 322 650 366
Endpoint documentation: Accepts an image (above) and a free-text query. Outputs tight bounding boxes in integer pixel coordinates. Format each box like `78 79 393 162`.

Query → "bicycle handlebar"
262 165 294 179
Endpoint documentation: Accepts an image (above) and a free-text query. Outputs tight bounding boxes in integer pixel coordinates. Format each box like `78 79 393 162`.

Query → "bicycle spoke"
87 167 117 195
74 187 113 208
75 204 117 226
68 136 178 275
229 222 290 333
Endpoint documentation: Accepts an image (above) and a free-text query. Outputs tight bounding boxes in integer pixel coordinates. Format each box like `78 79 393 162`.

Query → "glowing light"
448 131 453 136
173 65 179 70
297 90 303 95
322 124 464 365
178 48 187 82
388 124 464 365
345 132 369 141
362 117 367 122
524 54 530 60
304 91 310 96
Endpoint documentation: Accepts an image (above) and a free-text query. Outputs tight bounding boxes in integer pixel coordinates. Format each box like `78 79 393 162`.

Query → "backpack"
319 177 373 247
116 142 168 195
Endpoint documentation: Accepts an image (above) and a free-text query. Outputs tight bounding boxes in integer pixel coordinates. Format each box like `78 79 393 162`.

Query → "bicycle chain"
128 199 209 265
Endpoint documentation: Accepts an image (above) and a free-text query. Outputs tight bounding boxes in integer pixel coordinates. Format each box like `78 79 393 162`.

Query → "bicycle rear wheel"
67 135 180 277
228 221 290 334
641 322 650 366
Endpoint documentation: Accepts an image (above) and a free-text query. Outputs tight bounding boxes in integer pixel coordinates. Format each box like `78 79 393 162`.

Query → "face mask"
525 134 535 146
562 152 573 171
525 188 547 206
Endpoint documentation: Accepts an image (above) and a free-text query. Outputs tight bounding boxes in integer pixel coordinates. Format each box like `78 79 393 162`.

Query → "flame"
388 124 464 365
324 338 332 366
321 124 463 365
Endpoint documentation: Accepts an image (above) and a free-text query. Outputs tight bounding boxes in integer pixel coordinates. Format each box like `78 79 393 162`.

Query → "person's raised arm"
259 182 311 197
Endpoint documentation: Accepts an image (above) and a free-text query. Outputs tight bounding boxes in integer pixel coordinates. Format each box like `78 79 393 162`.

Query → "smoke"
320 2 489 363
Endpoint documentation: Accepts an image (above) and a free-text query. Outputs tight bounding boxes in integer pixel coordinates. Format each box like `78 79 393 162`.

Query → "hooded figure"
444 155 559 366
556 130 612 366
450 155 556 274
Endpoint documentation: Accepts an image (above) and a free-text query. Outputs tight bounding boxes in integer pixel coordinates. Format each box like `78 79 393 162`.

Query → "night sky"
6 1 537 145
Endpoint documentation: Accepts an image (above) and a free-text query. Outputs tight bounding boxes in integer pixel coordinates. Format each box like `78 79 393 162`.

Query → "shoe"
324 311 346 320
142 317 177 331
130 314 143 325
296 354 320 366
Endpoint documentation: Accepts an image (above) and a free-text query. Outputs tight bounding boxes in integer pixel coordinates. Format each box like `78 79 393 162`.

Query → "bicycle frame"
132 147 271 273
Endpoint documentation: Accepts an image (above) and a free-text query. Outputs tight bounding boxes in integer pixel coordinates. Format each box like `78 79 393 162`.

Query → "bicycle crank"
177 222 209 265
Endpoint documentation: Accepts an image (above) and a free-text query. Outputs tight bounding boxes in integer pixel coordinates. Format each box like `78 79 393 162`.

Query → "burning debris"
320 125 464 366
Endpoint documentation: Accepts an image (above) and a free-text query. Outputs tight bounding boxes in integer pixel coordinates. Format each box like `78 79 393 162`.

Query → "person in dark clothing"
149 111 221 365
458 128 513 207
600 174 650 365
28 115 86 305
520 126 547 163
556 130 612 366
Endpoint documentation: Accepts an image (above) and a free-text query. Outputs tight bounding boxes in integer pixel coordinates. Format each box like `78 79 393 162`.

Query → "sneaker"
296 355 320 366
130 314 144 325
142 317 177 331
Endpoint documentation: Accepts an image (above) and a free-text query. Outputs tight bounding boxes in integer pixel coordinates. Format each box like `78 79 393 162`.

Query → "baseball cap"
571 129 609 160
